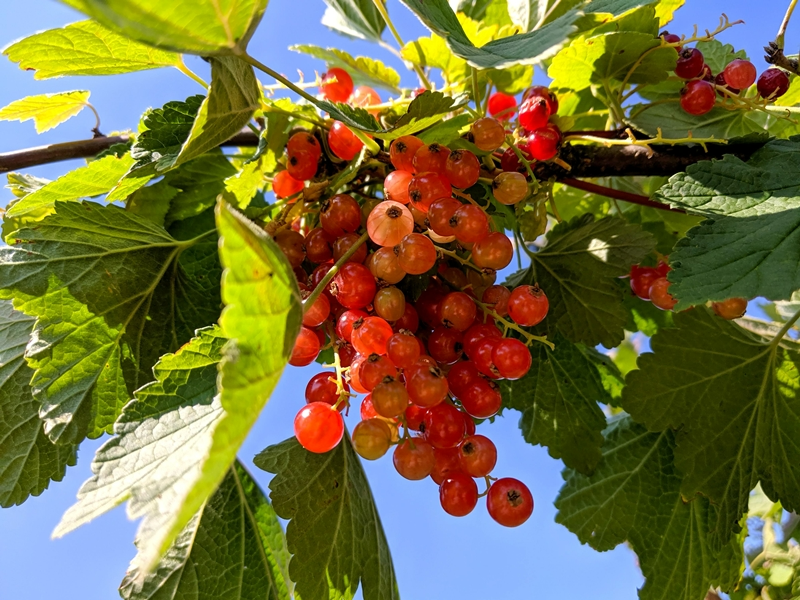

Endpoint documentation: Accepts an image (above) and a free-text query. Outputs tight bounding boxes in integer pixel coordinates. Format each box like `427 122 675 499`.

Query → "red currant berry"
336 309 368 342
337 341 356 367
384 170 413 204
294 402 344 453
305 227 333 264
408 172 451 212
758 68 791 100
471 336 501 378
492 338 532 380
359 354 398 391
461 376 502 418
286 132 321 181
450 204 490 243
396 233 437 275
446 360 482 399
367 201 414 247
487 477 534 527
413 143 450 175
462 323 502 359
333 234 367 266
351 85 382 116
445 149 481 189
427 197 462 237
440 473 479 517
352 316 393 356
415 286 447 328
274 229 305 268
431 446 462 484
305 372 349 410
439 292 477 331
390 136 425 172
367 246 406 285
405 403 427 432
714 71 740 95
428 327 464 365
492 171 528 205
471 117 506 152
352 418 392 460
472 231 513 270
518 95 550 132
482 285 511 317
424 402 467 449
528 125 561 161
302 293 331 328
508 285 549 326
629 265 660 300
328 120 365 161
488 91 518 120
290 326 321 366
406 363 449 408
349 354 369 394
723 59 757 90
660 31 682 49
500 144 531 174
371 378 409 418
393 302 419 333
394 438 436 480
522 85 558 115
372 287 404 322
273 170 304 199
331 263 376 309
712 297 747 320
320 67 354 103
649 277 676 310
387 331 421 369
674 48 705 79
320 194 361 237
458 434 497 477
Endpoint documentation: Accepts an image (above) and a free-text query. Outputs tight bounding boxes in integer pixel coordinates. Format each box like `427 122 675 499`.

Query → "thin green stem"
238 51 320 105
473 294 554 350
438 247 483 272
770 307 800 348
304 231 369 314
777 0 799 49
176 58 209 89
370 0 432 89
84 102 101 133
351 128 381 155
472 68 482 114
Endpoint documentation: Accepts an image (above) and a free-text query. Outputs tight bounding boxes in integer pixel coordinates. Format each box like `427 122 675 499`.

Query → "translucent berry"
367 246 406 284
321 193 361 237
328 120 365 161
630 264 661 300
518 95 550 132
439 292 477 331
384 170 413 204
286 132 321 181
482 285 511 317
331 263 376 309
427 197 462 237
680 79 716 115
352 418 392 460
445 149 481 189
458 434 497 477
406 363 449 408
351 85 382 116
462 323 502 360
712 297 748 320
424 402 467 449
522 85 558 115
305 227 333 264
274 229 305 267
302 292 331 328
757 68 791 100
405 403 427 431
492 338 532 380
471 117 506 152
336 309 368 342
352 316 393 355
450 204 490 243
674 48 705 79
387 331 421 369
660 31 682 49
649 277 676 310
273 170 304 199
373 286 406 322
290 326 320 366
294 402 344 453
723 59 757 90
413 143 450 175
320 67 354 103
440 473 479 517
492 171 528 205
367 200 414 247
487 92 518 120
358 354 397 391
390 136 425 172
371 378 409 418
461 377 502 419
427 327 464 365
305 372 348 410
528 124 561 161
508 285 549 327
394 302 420 333
446 360 481 399
396 233 437 275
487 477 534 527
394 438 436 480
408 172 451 212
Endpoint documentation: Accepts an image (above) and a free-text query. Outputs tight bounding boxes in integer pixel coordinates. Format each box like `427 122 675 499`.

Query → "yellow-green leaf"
0 91 90 133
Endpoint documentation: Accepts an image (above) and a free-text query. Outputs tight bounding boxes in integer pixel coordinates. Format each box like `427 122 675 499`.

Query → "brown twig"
559 177 686 214
764 40 800 75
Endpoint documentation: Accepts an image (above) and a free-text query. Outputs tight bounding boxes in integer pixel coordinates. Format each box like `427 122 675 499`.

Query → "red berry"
408 172 451 213
406 363 449 408
373 286 406 322
290 326 321 366
629 265 661 300
431 446 462 484
482 285 511 317
439 473 479 517
723 59 757 90
394 438 436 480
446 360 481 399
415 285 447 328
472 232 513 270
349 354 370 394
274 229 306 268
352 418 392 460
336 309 368 342
384 170 413 204
660 31 682 49
352 316 394 356
393 302 419 333
507 285 549 327
359 354 397 391
396 233 437 275
387 331 421 369
351 86 381 116
338 341 356 367
522 86 558 115
367 246 406 285
488 92 518 120
462 323 502 359
680 79 716 115
458 434 497 477
360 393 378 420
320 67 354 103
487 477 534 527
445 149 481 189
427 197 462 237
273 170 304 199
331 263 376 309
674 48 705 79
438 292 477 331
286 132 321 181
757 68 791 100
712 297 748 320
302 292 331 328
427 327 464 365
405 403 427 431
450 204 490 244
649 277 676 310
424 402 467 449
328 120 365 161
461 376 502 418
518 95 550 132
305 372 349 410
500 144 531 174
390 136 425 172
367 200 414 247
471 117 506 152
528 125 561 161
413 143 450 175
492 338 532 380
304 228 333 264
320 194 361 237
471 335 500 378
294 402 344 453
371 378 409 418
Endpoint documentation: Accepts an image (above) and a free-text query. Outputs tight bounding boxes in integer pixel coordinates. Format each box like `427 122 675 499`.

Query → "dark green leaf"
131 96 205 173
622 308 800 546
164 153 238 224
0 301 76 507
627 102 774 142
655 138 800 307
417 113 471 144
556 415 744 600
502 334 608 474
694 39 747 75
619 279 674 336
254 435 399 600
321 0 386 42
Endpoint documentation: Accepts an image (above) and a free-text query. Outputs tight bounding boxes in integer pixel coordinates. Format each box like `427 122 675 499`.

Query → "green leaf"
254 435 399 600
505 215 655 347
290 44 401 92
2 20 181 79
0 201 220 444
620 279 674 336
586 0 659 16
487 63 534 94
654 138 800 307
125 180 179 226
502 334 608 474
176 56 261 167
399 0 580 68
627 102 773 141
4 155 147 220
131 95 205 173
417 113 471 144
0 301 76 507
375 90 470 141
165 154 238 224
622 308 800 546
120 460 292 600
224 159 267 210
0 91 90 133
653 0 684 25
507 0 583 31
549 31 677 91
694 39 747 75
63 0 269 55
317 100 381 133
321 0 386 42
555 415 744 600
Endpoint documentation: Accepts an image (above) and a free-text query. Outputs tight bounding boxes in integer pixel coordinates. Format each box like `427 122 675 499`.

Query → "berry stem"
560 177 686 214
303 231 370 315
564 127 728 154
776 0 799 50
370 0 432 89
437 247 484 273
769 307 800 348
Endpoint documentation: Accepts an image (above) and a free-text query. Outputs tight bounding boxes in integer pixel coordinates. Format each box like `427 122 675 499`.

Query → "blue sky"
0 1 793 599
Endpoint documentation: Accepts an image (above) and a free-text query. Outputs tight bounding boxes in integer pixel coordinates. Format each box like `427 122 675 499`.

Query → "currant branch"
564 127 728 155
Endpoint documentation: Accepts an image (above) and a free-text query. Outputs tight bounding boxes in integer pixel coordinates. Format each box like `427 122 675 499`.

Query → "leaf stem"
769 307 800 347
472 68 483 114
437 247 484 272
370 0 432 89
304 231 369 314
238 51 322 106
777 0 799 49
176 58 209 89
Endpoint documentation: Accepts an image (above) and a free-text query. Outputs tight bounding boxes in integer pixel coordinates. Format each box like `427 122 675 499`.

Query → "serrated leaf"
165 153 238 224
126 180 179 226
694 39 747 74
653 0 683 25
627 102 773 141
5 155 147 220
318 100 381 133
622 308 800 546
555 415 743 600
654 137 800 307
502 334 607 474
63 0 269 55
0 91 90 134
224 159 266 209
120 461 292 600
254 436 399 600
586 0 659 16
176 56 260 167
131 95 205 173
400 0 579 69
0 301 76 507
620 279 674 336
507 0 583 31
549 31 676 91
417 113 471 144
505 215 654 347
290 44 401 92
375 90 470 141
321 0 386 42
0 202 220 444
2 20 181 79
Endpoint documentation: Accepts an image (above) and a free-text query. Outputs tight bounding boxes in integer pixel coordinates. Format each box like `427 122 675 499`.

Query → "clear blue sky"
0 2 792 599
